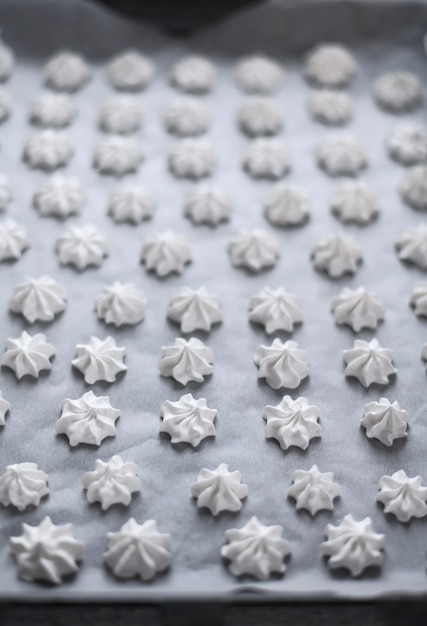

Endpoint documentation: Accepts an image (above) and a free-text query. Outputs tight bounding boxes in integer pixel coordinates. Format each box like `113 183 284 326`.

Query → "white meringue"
184 187 231 225
0 219 29 261
29 93 76 128
23 130 73 170
387 124 427 166
396 224 427 269
0 36 14 81
1 331 55 379
56 224 109 270
361 398 409 446
308 90 353 125
104 519 171 581
160 338 214 385
343 338 396 388
0 463 49 511
229 229 279 272
0 88 11 122
288 465 340 515
191 464 248 515
374 71 422 112
244 138 290 179
99 96 141 134
331 181 379 225
83 455 141 510
330 286 385 332
263 395 320 450
311 233 363 278
0 175 12 211
321 515 384 577
93 136 143 176
255 339 309 390
249 287 303 334
164 99 210 136
108 50 154 91
56 391 120 447
305 44 356 87
399 166 427 211
0 391 10 426
410 283 427 317
160 393 217 446
235 56 284 94
263 184 309 227
44 51 90 92
141 231 192 277
238 97 283 136
317 135 367 176
221 516 291 580
9 275 67 323
95 282 146 326
377 470 427 523
72 336 126 384
170 56 215 94
108 186 155 224
167 287 223 333
168 139 215 179
10 516 84 584
33 175 85 218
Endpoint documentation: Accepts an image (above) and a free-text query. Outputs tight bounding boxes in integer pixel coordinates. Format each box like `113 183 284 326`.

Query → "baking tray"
1 0 427 603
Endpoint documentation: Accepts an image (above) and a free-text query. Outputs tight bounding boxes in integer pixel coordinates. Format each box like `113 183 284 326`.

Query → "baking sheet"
1 0 427 602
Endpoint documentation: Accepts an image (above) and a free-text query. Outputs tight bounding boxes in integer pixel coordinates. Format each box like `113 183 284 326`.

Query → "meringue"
399 166 427 211
221 516 291 580
99 96 141 134
108 186 156 224
72 336 127 384
95 282 146 326
243 138 290 179
0 36 14 82
0 463 49 511
0 175 11 211
141 231 192 277
235 56 284 94
321 515 384 577
83 455 141 510
167 287 223 333
410 283 427 317
317 135 367 176
10 516 84 584
263 395 321 450
160 393 217 446
374 71 422 112
1 332 55 379
104 519 171 581
238 97 283 136
387 124 427 166
305 44 356 87
33 175 85 218
29 93 76 128
396 224 427 269
263 184 309 227
191 464 248 515
377 470 427 523
229 229 279 272
331 181 379 224
93 136 143 176
0 88 11 123
56 391 120 447
160 338 213 385
311 233 363 278
184 187 231 226
164 99 210 136
0 391 10 426
288 465 339 515
9 275 67 323
56 224 109 270
255 339 309 390
0 219 29 261
108 50 154 91
170 56 215 94
308 90 353 125
44 51 90 92
330 286 385 332
23 130 73 170
361 398 409 446
343 338 396 388
168 139 215 179
249 287 303 333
